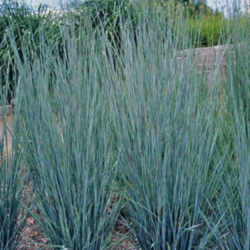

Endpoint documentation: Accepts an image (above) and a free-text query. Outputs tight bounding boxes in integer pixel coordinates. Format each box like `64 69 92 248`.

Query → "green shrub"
158 1 228 48
161 0 215 19
187 13 231 47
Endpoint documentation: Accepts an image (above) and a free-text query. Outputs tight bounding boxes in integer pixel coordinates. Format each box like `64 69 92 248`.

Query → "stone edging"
176 43 248 82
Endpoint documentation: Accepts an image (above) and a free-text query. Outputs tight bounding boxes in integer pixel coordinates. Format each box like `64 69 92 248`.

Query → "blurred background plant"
0 0 61 103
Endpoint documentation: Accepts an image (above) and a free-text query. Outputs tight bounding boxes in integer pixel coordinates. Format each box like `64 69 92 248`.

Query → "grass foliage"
0 1 61 102
221 30 250 249
0 0 249 249
15 26 120 249
0 99 26 250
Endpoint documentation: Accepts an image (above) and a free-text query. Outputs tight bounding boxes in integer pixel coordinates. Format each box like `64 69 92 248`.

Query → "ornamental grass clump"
4 2 250 249
110 9 235 249
13 21 120 250
220 26 250 249
0 97 26 250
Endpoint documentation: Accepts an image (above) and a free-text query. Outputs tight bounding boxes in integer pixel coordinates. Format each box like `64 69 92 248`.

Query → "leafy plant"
160 0 215 19
187 13 231 47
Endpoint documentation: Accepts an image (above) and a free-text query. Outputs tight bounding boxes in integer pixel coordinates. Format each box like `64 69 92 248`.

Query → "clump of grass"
3 2 249 249
109 11 228 249
12 19 120 250
220 24 250 248
0 97 27 250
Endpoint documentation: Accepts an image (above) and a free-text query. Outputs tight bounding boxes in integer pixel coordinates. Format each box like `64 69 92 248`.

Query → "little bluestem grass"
3 3 250 249
13 21 120 250
0 97 27 250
